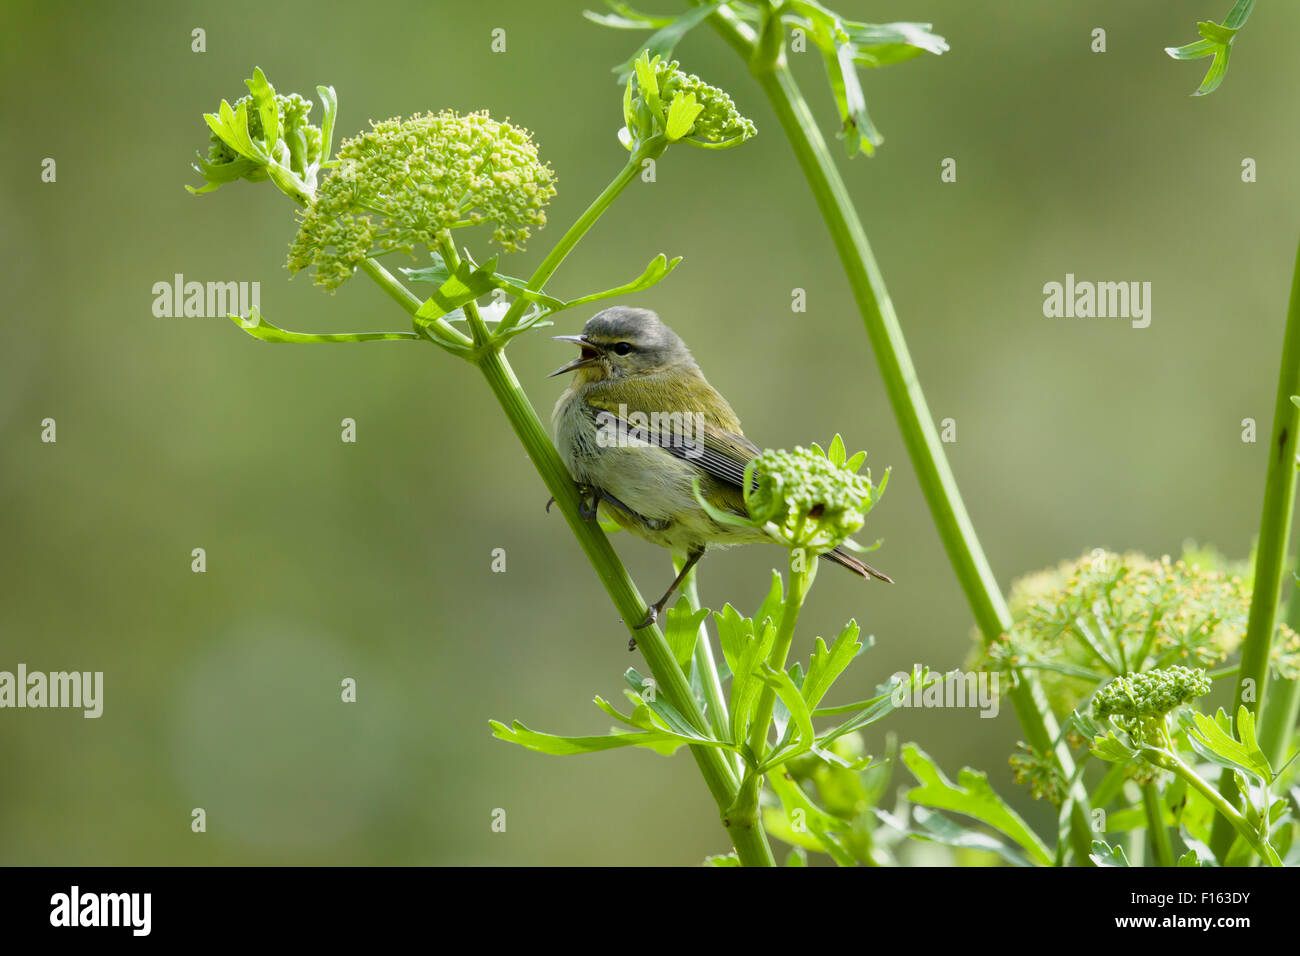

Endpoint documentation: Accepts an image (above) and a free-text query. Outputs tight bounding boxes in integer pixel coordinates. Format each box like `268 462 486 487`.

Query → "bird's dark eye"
612 342 634 356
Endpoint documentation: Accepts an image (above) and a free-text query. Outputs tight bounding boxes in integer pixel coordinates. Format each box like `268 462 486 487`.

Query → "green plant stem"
1141 782 1175 867
698 2 1094 864
730 556 812 827
679 559 734 753
497 137 667 333
1259 580 1300 770
1154 747 1280 866
1212 231 1300 857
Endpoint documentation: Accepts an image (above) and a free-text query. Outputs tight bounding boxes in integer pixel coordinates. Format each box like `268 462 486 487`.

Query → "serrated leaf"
903 743 1054 866
610 3 722 82
489 718 687 756
1090 839 1131 867
563 253 683 309
758 663 816 768
1091 728 1139 763
245 67 281 147
665 92 704 141
755 570 785 630
623 667 729 746
1185 705 1272 782
230 307 424 344
663 600 709 671
800 620 863 711
910 806 1036 867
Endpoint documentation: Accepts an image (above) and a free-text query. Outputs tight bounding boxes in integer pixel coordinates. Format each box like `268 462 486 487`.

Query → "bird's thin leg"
633 545 706 633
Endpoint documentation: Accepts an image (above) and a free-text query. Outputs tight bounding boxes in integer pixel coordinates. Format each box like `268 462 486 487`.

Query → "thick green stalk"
680 560 734 753
699 3 1094 863
729 556 813 828
1259 581 1300 770
1211 231 1300 857
498 137 666 333
1141 783 1175 867
1156 748 1280 866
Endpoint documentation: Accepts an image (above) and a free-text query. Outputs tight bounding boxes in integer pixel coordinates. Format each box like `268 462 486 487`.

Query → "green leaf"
755 570 785 629
414 256 503 323
623 667 728 745
489 718 688 756
1090 727 1139 763
799 620 864 711
827 433 846 466
244 67 281 147
562 253 683 310
1164 0 1254 96
665 92 704 142
1090 839 1132 867
909 806 1037 867
583 1 676 30
315 85 338 170
1177 848 1202 867
610 3 722 81
758 663 816 768
767 769 858 865
714 609 777 746
692 476 766 529
703 853 741 866
663 600 709 671
903 743 1054 866
231 307 424 344
1183 705 1273 782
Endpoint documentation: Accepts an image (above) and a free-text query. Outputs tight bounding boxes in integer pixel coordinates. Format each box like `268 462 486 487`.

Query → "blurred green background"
3 0 1299 865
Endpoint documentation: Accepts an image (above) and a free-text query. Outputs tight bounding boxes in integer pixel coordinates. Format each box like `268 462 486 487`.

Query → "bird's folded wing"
585 397 760 492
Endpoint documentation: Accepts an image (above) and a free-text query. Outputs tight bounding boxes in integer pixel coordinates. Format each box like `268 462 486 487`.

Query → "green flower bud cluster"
745 444 883 552
190 69 336 205
1009 742 1068 806
622 52 756 150
205 91 320 170
1093 666 1211 722
288 110 556 289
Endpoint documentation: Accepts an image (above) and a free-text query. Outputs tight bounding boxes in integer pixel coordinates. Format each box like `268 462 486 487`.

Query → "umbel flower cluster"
970 549 1300 717
289 110 556 289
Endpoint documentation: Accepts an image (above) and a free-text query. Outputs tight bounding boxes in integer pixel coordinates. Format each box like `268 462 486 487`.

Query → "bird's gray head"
549 307 696 381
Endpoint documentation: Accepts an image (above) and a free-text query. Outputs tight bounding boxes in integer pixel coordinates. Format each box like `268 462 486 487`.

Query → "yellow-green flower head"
966 548 1293 718
745 444 882 551
1093 666 1211 721
289 110 556 289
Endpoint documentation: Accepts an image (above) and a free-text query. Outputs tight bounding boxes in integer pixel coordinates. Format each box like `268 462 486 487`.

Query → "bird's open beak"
548 334 603 377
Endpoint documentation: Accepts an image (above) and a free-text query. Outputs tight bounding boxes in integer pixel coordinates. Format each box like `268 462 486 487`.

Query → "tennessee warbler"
550 307 891 630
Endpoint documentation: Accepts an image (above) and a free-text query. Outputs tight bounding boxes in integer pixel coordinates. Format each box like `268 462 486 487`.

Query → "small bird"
550 306 891 630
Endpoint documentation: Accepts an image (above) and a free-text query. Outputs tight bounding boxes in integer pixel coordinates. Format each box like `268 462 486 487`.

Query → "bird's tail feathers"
820 547 894 584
